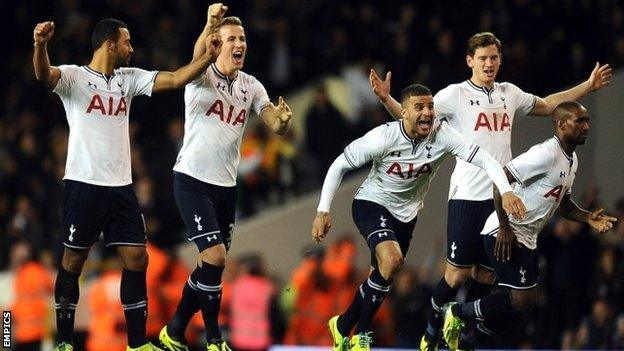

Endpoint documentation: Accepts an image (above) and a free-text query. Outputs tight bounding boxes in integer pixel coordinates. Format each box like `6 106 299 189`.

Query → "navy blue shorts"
482 233 539 290
61 180 146 250
174 172 237 253
446 199 494 268
352 199 416 268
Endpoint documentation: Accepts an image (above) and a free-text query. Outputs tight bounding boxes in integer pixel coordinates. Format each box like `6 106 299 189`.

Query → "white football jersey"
346 120 485 222
53 65 157 186
481 136 578 249
435 80 536 200
173 64 270 186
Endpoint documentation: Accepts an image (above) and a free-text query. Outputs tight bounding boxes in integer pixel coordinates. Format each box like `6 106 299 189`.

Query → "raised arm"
558 194 617 233
152 33 222 92
260 96 292 135
530 62 612 116
192 3 228 60
369 69 403 120
311 154 354 243
493 167 519 262
33 21 61 88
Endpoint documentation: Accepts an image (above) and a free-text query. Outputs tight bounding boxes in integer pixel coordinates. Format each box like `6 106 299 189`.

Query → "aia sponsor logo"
206 99 247 126
386 162 432 179
86 94 127 116
544 185 569 202
473 112 510 131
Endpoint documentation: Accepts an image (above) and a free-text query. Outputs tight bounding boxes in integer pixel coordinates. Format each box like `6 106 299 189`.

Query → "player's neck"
215 60 239 79
88 52 116 76
469 76 495 89
555 134 576 156
402 119 425 141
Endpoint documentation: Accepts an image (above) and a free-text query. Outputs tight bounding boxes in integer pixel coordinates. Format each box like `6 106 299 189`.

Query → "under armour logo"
207 293 222 300
425 145 432 158
194 215 203 231
378 231 388 238
519 267 526 283
216 82 226 91
88 82 97 89
241 89 248 102
371 294 383 303
470 100 480 106
451 242 457 259
206 234 218 242
389 151 402 157
501 96 507 109
560 171 566 178
69 224 76 242
380 215 387 227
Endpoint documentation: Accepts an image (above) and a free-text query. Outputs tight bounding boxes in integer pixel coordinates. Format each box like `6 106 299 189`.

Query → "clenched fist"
34 21 55 45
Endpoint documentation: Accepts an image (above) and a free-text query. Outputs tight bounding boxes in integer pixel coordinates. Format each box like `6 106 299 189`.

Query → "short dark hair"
467 32 502 56
552 101 586 124
91 18 127 50
400 84 432 103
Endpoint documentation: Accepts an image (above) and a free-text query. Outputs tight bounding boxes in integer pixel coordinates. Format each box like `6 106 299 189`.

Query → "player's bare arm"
493 167 518 262
193 3 228 60
530 62 612 116
369 68 403 120
260 96 292 135
558 194 617 233
311 211 332 243
153 33 222 92
33 21 61 88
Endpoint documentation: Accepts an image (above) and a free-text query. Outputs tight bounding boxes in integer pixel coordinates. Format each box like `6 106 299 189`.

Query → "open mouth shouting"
416 117 433 133
232 50 244 66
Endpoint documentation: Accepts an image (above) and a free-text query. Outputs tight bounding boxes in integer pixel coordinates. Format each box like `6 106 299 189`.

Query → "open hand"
369 68 391 102
501 191 526 221
494 225 517 262
587 62 612 92
588 208 617 233
275 96 292 123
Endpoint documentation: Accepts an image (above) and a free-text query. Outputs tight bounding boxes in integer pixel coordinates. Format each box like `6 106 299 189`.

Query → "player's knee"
118 247 148 270
62 248 89 272
444 264 471 288
471 266 496 285
377 251 403 278
510 290 537 312
199 244 226 266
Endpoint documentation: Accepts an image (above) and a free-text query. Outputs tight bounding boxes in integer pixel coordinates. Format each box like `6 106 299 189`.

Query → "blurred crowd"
3 205 624 350
2 0 624 350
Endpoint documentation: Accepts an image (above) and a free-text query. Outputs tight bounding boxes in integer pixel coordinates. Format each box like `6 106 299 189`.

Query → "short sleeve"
251 78 270 115
53 65 81 97
343 125 388 168
121 67 158 97
507 82 537 118
506 144 553 185
433 85 459 122
437 122 480 162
